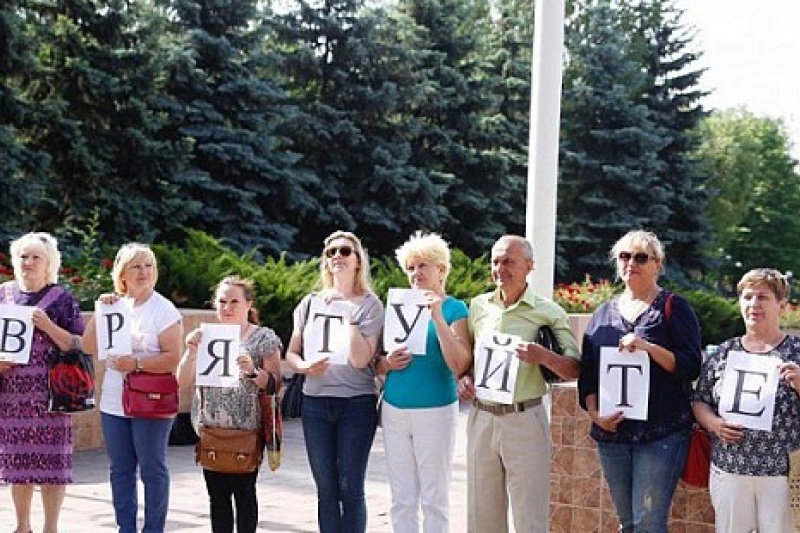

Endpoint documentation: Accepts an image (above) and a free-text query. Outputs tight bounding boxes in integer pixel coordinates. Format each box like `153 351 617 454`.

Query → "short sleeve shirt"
100 291 182 416
383 296 468 408
469 285 580 402
297 292 384 398
192 326 283 431
693 335 800 476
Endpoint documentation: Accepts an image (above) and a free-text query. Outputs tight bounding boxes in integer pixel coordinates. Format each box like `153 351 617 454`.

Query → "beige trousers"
466 403 550 533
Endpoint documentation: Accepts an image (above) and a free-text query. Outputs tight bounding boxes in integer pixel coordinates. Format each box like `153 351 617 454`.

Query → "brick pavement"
0 406 470 532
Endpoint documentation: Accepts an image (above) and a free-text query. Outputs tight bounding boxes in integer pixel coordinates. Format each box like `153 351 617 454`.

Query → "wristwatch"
135 357 144 372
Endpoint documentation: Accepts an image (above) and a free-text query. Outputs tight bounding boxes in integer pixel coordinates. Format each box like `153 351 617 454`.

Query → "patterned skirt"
0 356 73 484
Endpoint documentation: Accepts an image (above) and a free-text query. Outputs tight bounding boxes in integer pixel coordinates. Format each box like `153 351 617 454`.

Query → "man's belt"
473 397 542 415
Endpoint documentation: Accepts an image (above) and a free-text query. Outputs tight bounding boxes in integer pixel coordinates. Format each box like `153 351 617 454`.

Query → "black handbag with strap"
537 324 564 383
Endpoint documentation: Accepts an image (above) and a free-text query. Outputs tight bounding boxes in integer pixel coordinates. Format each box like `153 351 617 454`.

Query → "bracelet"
135 357 144 372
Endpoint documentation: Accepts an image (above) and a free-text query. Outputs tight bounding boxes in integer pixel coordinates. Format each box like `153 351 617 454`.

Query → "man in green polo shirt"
459 235 580 533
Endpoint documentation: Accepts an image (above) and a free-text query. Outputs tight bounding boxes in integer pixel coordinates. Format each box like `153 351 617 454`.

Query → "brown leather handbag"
195 426 262 474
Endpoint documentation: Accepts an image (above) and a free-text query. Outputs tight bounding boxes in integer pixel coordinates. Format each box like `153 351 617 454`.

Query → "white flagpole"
526 0 565 299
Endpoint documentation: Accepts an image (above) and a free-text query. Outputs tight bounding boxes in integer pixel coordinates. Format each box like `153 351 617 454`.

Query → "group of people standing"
0 228 799 533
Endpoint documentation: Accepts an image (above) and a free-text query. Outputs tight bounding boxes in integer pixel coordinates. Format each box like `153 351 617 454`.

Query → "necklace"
619 285 660 321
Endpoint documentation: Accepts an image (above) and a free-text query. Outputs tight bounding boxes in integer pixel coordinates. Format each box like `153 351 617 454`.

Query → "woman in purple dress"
0 232 85 533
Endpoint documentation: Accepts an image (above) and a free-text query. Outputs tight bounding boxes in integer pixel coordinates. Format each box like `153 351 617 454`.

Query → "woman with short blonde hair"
379 231 471 533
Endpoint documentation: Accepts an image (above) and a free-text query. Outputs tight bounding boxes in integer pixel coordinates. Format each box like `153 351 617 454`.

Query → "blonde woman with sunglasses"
285 231 384 533
578 230 702 532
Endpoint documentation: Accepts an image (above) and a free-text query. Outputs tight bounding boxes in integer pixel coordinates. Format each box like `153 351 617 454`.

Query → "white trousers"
709 463 793 533
382 401 458 533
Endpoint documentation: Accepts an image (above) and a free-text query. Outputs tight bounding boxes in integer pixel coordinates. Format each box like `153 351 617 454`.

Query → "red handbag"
122 372 179 419
681 426 711 488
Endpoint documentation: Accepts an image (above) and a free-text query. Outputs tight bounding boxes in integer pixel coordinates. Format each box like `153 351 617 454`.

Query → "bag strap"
664 292 674 321
296 293 315 360
36 284 65 310
1 282 13 304
198 386 208 427
300 293 315 330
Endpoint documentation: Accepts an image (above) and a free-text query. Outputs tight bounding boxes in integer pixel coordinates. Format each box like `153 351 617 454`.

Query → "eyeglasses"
324 245 354 258
618 251 651 265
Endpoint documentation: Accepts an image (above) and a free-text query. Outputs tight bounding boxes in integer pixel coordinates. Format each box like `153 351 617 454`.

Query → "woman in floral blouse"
178 276 282 533
693 268 800 532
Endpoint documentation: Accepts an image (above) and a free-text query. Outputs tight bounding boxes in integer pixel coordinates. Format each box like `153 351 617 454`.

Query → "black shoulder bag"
537 325 565 383
281 294 313 418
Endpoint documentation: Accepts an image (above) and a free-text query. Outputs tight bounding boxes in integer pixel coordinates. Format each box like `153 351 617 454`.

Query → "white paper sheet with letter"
383 288 430 354
0 304 34 364
302 299 352 365
718 350 780 431
95 299 133 360
196 323 240 387
599 346 650 421
473 331 521 404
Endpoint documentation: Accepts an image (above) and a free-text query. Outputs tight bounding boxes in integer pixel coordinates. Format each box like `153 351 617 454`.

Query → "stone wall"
549 383 714 531
550 314 714 530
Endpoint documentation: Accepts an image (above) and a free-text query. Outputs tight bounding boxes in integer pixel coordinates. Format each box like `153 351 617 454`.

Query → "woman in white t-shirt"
83 243 183 533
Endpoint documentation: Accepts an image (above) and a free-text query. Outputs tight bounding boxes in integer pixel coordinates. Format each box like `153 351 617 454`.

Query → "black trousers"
202 468 259 533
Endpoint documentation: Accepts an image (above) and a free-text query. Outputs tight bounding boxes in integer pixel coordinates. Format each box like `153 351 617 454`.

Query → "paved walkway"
0 406 470 532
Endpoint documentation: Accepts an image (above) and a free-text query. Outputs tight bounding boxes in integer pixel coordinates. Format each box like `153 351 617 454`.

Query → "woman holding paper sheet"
374 231 470 533
82 243 183 533
285 230 384 533
0 232 84 533
578 230 701 533
177 275 282 533
692 268 800 532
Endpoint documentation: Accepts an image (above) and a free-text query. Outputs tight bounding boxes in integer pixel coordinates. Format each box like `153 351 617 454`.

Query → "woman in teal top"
376 232 471 533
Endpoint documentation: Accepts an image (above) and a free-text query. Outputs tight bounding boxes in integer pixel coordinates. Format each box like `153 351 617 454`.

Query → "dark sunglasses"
324 245 354 258
618 251 651 265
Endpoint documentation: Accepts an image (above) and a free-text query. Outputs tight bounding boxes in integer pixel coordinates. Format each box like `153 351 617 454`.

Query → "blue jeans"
102 413 174 533
596 430 690 533
301 394 378 533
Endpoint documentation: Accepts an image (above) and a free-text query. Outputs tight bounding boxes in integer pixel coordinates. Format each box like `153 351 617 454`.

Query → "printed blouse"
693 334 800 476
192 326 282 431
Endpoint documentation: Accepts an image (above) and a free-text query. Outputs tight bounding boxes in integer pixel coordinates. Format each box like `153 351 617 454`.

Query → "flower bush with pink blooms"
553 276 617 313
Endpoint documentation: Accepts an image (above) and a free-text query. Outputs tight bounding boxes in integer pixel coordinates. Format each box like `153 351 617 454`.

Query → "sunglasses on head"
324 245 354 258
618 251 651 265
